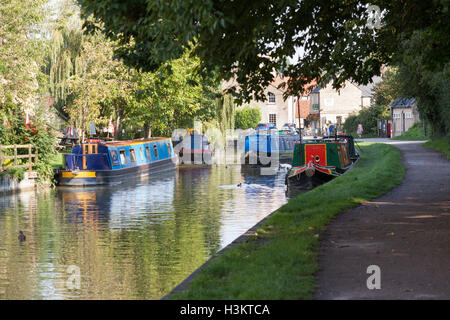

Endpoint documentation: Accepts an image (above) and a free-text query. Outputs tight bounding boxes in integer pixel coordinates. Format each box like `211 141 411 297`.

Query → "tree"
77 0 449 100
0 0 48 110
394 31 450 137
235 106 261 130
129 51 219 138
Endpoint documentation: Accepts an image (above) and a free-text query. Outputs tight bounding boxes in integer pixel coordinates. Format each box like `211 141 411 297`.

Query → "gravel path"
314 140 450 299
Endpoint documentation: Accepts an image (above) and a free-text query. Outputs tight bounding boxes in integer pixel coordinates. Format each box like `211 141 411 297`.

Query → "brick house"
307 77 381 134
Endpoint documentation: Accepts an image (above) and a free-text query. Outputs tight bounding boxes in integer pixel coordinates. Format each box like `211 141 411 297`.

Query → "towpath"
314 140 450 299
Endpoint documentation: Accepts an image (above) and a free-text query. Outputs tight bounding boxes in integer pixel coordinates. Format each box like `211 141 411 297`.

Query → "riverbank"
166 142 405 299
0 172 42 194
315 141 450 299
423 137 450 159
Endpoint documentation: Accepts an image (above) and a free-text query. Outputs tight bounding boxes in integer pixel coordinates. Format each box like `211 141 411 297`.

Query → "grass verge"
168 143 405 300
422 137 450 159
391 122 429 141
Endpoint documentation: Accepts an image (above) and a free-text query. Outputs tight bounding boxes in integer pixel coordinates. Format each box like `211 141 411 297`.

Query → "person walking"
357 123 364 138
328 122 334 136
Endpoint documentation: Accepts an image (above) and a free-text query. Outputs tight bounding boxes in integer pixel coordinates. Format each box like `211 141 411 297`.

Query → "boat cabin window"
120 150 127 165
145 146 151 159
83 144 97 154
139 147 144 160
153 144 158 158
166 142 171 155
130 148 137 162
110 150 119 164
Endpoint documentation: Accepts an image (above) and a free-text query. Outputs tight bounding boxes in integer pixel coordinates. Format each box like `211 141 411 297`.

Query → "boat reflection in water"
0 165 288 299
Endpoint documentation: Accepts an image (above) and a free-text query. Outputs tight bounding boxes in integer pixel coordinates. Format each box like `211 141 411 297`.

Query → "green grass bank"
168 143 405 300
422 137 450 159
391 122 429 141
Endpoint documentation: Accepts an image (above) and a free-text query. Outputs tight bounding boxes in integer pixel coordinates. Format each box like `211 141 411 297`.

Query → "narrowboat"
174 130 213 165
285 134 359 189
56 138 176 186
243 132 299 166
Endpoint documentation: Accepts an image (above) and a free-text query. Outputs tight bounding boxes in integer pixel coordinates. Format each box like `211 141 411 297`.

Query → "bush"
0 168 25 181
234 106 261 129
344 104 389 136
0 111 58 183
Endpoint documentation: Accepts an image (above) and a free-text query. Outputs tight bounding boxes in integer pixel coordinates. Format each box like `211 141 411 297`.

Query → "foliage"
0 111 58 183
126 51 220 138
44 6 83 116
344 104 389 136
0 0 48 109
372 67 400 106
0 167 25 181
393 31 450 137
77 0 449 102
234 106 261 130
168 143 404 299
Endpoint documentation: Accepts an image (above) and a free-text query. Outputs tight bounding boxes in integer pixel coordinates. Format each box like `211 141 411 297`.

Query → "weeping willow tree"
44 1 134 140
44 1 83 117
216 93 235 139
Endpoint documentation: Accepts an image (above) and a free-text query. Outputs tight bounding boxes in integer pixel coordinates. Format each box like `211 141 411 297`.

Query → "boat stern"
57 170 99 186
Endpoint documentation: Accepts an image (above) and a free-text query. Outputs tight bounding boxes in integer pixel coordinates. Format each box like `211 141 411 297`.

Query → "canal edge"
161 204 284 300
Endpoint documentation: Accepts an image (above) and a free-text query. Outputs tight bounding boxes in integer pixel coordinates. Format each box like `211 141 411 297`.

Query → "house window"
130 148 136 162
336 116 342 126
268 92 276 104
119 150 127 165
269 114 277 127
153 144 158 158
393 113 401 119
405 112 412 119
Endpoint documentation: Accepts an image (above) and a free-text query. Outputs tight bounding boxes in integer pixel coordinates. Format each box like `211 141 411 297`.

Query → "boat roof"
103 137 170 147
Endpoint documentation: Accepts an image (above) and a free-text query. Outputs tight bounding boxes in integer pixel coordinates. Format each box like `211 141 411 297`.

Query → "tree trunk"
147 123 152 138
115 114 121 139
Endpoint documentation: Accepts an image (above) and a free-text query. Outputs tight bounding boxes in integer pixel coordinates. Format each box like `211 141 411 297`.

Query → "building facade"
308 77 381 134
390 97 420 137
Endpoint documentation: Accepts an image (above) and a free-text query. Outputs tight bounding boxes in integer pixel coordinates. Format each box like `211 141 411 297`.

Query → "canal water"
0 165 291 299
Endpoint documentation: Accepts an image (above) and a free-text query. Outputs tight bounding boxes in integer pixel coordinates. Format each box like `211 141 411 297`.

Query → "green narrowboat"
285 134 359 189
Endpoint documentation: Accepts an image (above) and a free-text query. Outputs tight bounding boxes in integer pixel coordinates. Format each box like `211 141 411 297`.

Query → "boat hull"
57 157 176 186
286 159 339 189
286 167 336 190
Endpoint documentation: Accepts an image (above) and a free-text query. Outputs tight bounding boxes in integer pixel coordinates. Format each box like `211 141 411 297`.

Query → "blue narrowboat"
243 132 299 165
56 138 176 186
174 130 212 165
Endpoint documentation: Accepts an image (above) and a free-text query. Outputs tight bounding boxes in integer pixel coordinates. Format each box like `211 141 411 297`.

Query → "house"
390 97 420 137
245 73 295 128
232 74 315 129
307 77 381 133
